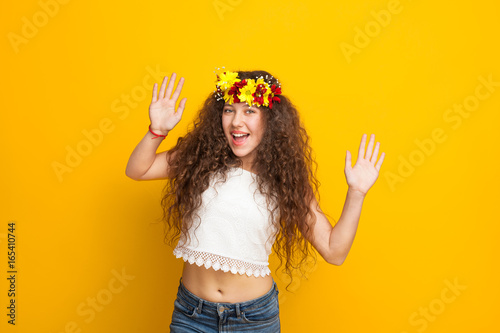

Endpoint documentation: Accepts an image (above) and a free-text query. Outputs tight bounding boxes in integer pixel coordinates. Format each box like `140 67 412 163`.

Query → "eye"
246 109 255 114
223 108 233 113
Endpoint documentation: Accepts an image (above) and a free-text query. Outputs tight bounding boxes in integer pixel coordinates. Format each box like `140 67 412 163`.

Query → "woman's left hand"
345 133 385 196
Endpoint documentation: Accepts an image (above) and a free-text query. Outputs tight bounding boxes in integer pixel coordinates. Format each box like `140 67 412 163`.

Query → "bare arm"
125 73 186 181
125 130 172 180
305 189 365 265
302 133 385 265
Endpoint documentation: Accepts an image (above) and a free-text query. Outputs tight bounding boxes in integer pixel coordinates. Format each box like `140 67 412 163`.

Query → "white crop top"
173 167 278 277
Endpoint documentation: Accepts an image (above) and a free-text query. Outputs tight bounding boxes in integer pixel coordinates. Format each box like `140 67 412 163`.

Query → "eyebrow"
223 104 257 108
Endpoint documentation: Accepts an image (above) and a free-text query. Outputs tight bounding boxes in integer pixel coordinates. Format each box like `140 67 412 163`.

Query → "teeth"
232 133 248 137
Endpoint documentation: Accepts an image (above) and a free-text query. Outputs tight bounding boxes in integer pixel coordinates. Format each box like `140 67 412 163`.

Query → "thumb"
176 98 187 117
345 150 352 170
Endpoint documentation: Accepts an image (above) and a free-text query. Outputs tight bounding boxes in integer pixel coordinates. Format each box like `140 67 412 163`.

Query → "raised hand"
149 73 187 135
345 133 385 195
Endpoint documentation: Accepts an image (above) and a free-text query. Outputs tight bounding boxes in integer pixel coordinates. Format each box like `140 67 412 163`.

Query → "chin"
231 150 248 158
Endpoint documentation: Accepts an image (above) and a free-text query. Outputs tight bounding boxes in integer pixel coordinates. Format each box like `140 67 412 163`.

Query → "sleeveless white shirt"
173 167 278 277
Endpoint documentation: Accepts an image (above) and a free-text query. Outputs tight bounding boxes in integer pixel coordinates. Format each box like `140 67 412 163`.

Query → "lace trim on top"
173 246 271 278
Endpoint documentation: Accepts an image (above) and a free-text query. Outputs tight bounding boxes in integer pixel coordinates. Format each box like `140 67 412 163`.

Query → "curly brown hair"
160 70 321 291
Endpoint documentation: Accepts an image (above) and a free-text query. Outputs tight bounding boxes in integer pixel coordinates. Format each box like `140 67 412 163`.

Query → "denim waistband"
177 277 278 316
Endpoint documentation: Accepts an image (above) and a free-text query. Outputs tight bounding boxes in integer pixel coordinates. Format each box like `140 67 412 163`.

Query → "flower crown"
213 68 282 109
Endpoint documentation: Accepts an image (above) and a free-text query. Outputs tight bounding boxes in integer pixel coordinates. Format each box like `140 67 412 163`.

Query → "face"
222 102 266 170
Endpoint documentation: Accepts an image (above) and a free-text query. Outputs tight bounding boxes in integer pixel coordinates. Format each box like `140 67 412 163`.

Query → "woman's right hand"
149 73 187 135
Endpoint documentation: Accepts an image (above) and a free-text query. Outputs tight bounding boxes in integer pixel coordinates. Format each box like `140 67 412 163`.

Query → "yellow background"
1 0 499 332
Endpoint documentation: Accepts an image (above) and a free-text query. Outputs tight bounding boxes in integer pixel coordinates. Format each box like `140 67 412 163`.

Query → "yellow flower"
254 78 271 107
238 79 257 106
255 78 266 86
223 88 235 104
216 71 240 91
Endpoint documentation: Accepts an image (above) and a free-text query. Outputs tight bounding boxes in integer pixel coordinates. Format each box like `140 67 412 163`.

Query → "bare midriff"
180 261 274 303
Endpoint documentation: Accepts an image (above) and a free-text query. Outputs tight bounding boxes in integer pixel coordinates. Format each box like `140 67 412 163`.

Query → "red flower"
252 83 268 106
228 79 247 103
234 80 247 89
268 84 282 109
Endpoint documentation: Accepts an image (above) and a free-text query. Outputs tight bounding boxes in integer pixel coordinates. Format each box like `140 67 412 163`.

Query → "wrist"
347 187 367 197
148 124 169 139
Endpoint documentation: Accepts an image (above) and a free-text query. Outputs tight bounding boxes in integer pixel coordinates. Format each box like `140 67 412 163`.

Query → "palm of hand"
149 98 180 130
149 73 187 133
345 134 385 195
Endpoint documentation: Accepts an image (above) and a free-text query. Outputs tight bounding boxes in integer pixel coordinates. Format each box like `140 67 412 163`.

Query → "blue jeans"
169 277 281 332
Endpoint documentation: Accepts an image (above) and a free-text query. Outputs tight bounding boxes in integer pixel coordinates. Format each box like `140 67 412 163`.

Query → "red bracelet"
149 124 168 140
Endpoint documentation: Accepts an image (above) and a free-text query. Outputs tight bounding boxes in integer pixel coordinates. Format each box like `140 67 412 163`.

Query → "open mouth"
231 133 250 145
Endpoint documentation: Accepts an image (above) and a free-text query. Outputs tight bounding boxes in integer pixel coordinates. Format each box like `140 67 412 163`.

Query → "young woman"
125 69 385 332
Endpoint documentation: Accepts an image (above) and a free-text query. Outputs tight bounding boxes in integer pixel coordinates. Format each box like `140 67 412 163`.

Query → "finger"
365 134 375 160
159 76 168 99
370 141 380 164
345 150 352 170
357 133 367 160
176 97 187 117
375 152 385 172
165 72 177 99
151 83 158 103
171 77 185 102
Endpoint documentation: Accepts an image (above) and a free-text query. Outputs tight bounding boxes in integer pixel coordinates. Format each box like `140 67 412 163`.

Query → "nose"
231 110 244 127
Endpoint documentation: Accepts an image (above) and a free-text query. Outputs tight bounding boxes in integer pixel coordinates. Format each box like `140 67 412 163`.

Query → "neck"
239 156 255 174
